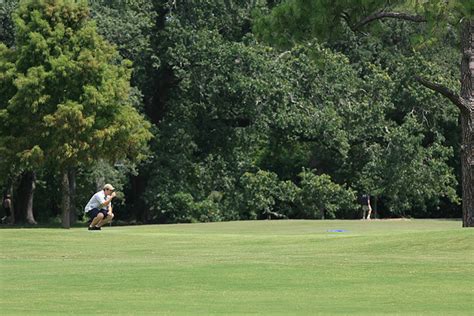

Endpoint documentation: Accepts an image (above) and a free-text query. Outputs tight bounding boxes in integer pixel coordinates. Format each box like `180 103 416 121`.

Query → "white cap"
103 183 115 191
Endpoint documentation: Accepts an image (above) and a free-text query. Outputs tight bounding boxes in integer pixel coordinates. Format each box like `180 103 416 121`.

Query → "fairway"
1 220 473 315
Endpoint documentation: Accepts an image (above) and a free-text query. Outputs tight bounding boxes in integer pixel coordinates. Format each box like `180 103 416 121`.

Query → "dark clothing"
87 208 108 220
359 194 370 205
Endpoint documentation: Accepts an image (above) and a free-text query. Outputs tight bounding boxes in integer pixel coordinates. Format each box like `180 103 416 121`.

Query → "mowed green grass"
1 220 473 315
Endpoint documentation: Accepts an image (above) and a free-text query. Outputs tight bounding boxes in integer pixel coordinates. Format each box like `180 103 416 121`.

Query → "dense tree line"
0 0 471 226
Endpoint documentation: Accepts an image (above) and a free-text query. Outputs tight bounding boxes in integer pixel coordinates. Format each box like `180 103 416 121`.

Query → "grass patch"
1 220 473 315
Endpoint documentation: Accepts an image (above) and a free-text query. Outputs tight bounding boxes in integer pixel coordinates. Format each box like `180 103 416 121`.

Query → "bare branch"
353 11 427 30
277 51 291 60
415 76 469 114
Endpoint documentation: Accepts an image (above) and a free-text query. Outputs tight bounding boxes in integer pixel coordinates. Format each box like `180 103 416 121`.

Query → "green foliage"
0 0 153 225
0 0 152 174
252 1 462 219
193 192 224 222
296 169 356 219
163 0 256 42
143 23 274 221
240 170 280 219
253 0 471 48
143 22 357 221
0 42 17 181
142 14 460 221
0 0 464 222
158 191 224 223
369 116 459 215
89 0 156 88
253 0 381 47
0 0 17 47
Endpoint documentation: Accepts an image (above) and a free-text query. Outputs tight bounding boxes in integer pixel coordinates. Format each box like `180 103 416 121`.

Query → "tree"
297 169 355 219
0 0 17 47
140 2 457 222
255 0 473 226
0 0 152 227
89 0 156 90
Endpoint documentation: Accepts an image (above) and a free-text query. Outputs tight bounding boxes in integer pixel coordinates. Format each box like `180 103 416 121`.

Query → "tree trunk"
68 169 77 226
61 171 70 229
460 20 474 227
16 171 37 225
460 113 473 227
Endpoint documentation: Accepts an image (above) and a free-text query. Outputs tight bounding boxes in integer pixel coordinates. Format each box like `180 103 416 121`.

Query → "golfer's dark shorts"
87 208 108 220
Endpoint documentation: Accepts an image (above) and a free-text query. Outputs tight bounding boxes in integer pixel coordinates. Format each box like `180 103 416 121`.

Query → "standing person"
360 193 372 220
2 194 12 224
84 184 116 230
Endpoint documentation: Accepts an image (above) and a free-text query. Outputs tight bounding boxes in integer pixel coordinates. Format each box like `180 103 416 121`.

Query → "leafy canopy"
0 0 152 175
253 0 473 48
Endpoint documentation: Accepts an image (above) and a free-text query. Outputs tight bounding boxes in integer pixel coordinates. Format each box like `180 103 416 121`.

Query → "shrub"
296 169 356 219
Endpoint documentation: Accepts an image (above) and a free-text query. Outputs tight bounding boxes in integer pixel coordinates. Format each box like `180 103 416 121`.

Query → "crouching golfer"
85 184 116 230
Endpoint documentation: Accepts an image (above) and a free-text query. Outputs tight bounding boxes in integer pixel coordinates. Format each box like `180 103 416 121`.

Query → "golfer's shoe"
88 226 101 231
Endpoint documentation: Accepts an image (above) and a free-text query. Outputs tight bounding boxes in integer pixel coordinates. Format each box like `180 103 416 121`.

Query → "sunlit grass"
1 220 473 315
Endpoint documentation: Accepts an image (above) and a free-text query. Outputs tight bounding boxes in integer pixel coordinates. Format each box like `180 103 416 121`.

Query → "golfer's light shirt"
84 191 110 213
